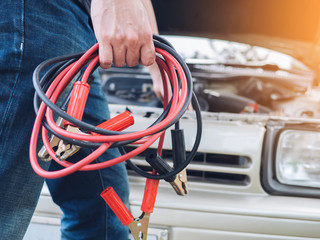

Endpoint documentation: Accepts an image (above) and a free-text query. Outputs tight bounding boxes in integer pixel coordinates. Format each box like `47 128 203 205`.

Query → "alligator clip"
55 125 83 160
101 178 159 240
38 117 64 162
53 81 90 160
174 168 188 195
171 128 188 195
146 151 188 196
56 111 134 160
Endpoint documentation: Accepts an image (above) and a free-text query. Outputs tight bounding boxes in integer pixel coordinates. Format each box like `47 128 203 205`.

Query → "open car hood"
101 1 320 118
152 0 320 75
164 35 314 90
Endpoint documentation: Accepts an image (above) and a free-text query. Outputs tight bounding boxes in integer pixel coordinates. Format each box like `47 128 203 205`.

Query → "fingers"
91 0 156 69
125 32 140 67
99 31 127 69
140 34 155 67
112 42 126 68
99 33 155 69
98 41 113 69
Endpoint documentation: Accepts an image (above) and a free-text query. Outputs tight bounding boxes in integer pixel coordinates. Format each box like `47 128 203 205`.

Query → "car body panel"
26 1 320 238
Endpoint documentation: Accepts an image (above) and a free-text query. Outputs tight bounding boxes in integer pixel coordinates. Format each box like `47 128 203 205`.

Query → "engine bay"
101 36 320 119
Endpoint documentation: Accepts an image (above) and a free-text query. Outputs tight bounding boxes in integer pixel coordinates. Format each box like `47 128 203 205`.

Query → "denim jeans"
0 0 129 239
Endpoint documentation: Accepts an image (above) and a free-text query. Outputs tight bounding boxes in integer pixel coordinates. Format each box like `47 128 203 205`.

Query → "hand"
149 63 193 110
91 0 156 69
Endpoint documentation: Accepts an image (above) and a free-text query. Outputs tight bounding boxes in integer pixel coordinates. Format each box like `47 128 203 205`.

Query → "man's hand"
91 0 156 69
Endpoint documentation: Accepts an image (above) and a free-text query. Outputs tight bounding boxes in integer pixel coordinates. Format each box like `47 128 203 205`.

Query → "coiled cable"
29 35 202 180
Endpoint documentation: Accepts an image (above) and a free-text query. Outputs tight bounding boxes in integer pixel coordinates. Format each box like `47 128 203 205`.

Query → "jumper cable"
30 35 202 239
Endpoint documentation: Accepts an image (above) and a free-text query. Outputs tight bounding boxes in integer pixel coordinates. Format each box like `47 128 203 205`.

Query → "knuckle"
114 32 125 43
142 30 153 42
128 34 139 47
100 33 111 43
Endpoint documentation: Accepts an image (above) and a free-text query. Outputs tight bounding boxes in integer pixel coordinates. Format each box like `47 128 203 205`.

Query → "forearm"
141 0 159 34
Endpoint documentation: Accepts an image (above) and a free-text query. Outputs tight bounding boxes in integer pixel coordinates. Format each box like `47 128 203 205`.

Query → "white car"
26 1 320 239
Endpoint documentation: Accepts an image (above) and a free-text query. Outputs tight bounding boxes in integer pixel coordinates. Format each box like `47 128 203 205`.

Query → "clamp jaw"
101 178 159 240
38 110 134 161
170 168 188 196
38 117 64 162
146 151 188 196
38 78 134 162
128 212 151 240
144 128 189 196
55 125 83 160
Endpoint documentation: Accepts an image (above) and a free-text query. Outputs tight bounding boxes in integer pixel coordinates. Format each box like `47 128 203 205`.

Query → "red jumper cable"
30 35 202 240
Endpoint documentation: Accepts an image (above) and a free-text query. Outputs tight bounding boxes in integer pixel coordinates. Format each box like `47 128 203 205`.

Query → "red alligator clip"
55 111 134 160
101 178 159 240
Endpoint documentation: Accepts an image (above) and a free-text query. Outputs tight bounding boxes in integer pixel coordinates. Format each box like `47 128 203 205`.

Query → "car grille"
125 147 251 186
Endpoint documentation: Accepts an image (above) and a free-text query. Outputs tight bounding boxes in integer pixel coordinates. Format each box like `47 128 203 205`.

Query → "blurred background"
152 0 320 80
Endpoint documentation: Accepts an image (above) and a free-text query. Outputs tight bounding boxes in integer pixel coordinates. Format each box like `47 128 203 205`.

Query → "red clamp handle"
141 178 159 213
91 111 134 135
101 187 134 226
64 81 90 127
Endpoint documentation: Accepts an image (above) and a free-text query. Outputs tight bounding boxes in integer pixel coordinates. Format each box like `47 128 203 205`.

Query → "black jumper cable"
29 34 202 239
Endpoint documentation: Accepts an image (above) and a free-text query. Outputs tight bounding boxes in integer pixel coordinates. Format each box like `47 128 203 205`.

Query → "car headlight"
261 122 320 198
276 130 320 188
